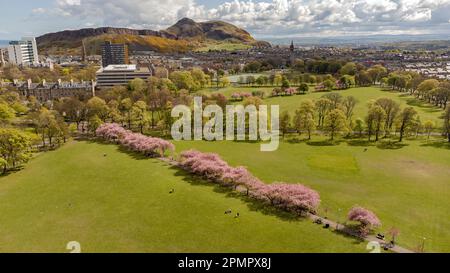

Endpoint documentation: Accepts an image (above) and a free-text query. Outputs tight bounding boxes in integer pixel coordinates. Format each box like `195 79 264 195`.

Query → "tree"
190 68 208 88
128 78 146 99
86 97 108 121
170 71 197 91
342 96 358 121
281 77 290 90
35 108 60 147
322 93 342 109
366 106 386 141
423 120 434 139
323 109 347 140
0 103 16 123
0 157 7 174
315 98 332 127
387 227 400 245
374 97 400 135
119 98 133 129
367 65 387 84
417 79 439 100
340 62 357 76
273 73 283 86
88 115 103 135
353 118 365 137
347 206 381 236
0 128 32 173
132 100 149 133
297 83 309 94
293 100 316 139
219 77 230 88
339 75 355 88
355 71 373 86
443 105 450 142
433 82 450 108
54 97 86 130
397 107 418 142
323 79 335 90
280 111 291 137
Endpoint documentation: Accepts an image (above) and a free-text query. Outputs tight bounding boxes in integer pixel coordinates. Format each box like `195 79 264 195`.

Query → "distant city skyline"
2 0 450 40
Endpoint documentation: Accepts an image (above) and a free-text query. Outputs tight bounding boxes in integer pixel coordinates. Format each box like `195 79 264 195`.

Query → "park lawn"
265 87 444 125
202 86 444 126
0 141 366 253
174 138 450 253
195 42 252 52
199 86 275 98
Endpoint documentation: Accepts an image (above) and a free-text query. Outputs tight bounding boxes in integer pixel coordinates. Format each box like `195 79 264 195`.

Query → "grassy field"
0 141 366 253
175 138 450 253
203 86 444 126
195 42 252 52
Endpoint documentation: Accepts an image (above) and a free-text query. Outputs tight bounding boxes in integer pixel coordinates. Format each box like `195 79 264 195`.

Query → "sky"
1 0 450 40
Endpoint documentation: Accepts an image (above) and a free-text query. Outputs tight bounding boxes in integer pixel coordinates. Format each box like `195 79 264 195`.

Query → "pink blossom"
180 150 321 214
348 206 381 228
256 183 320 214
96 123 174 157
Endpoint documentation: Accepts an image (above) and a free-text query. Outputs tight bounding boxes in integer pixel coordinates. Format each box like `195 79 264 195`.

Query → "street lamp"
336 208 342 230
421 237 426 253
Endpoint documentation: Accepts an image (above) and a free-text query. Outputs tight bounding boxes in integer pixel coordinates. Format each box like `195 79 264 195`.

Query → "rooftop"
97 64 151 73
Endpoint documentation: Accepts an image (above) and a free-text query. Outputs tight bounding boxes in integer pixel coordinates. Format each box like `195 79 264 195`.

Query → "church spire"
290 40 294 52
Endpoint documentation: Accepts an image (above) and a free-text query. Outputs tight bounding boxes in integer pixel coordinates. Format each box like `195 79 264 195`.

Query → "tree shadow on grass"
286 137 310 144
332 228 365 245
170 166 301 223
376 141 409 150
405 98 443 114
0 166 25 178
346 139 376 147
79 139 153 161
306 140 342 146
420 141 450 150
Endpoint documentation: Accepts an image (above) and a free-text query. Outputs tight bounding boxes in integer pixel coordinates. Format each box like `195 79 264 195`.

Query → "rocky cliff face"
36 18 269 54
165 18 255 43
36 27 176 45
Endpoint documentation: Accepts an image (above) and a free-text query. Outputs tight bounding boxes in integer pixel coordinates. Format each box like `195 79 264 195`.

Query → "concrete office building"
8 37 39 66
96 64 152 88
101 41 129 67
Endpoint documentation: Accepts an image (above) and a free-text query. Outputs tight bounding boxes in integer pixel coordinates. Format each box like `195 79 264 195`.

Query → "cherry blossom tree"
347 206 381 235
96 123 174 157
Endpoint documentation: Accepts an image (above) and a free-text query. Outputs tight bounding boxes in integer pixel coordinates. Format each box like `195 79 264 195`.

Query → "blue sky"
2 0 450 40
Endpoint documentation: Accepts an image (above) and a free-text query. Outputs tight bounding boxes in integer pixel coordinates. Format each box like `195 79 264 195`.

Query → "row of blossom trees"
179 149 321 215
180 149 382 234
96 123 174 157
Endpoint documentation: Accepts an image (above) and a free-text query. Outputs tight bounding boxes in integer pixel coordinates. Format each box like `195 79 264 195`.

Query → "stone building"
14 79 96 102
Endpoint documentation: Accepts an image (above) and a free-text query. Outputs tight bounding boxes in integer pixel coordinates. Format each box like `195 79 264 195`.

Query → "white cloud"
33 0 450 36
32 8 46 14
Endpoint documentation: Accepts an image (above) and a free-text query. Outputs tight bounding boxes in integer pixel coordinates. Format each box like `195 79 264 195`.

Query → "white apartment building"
8 37 39 66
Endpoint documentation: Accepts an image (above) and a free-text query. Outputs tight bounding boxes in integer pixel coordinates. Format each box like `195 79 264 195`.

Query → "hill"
36 18 269 55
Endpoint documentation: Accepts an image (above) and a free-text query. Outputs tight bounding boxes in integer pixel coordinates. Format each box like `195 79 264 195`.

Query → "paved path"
307 214 414 253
